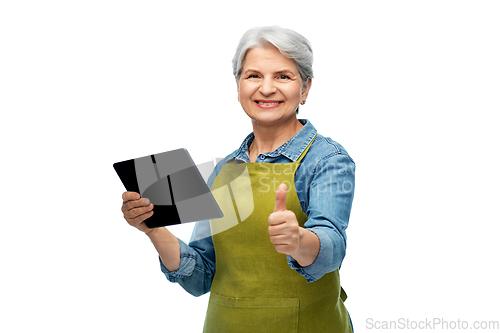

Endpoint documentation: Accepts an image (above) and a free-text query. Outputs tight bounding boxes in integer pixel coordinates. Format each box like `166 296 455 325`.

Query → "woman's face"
237 45 311 127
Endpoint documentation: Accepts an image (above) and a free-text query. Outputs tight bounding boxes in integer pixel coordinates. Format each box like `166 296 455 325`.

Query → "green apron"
206 137 352 333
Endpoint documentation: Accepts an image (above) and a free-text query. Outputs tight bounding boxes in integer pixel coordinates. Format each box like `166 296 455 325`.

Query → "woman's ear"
301 78 312 103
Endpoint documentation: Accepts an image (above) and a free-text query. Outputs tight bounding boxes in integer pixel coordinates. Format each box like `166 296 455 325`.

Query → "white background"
1 1 499 332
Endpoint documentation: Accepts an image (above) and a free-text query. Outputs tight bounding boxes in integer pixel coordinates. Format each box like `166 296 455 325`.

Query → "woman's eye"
279 74 290 80
248 74 259 79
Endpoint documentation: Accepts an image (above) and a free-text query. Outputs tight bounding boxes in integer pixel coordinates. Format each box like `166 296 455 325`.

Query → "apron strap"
296 134 317 164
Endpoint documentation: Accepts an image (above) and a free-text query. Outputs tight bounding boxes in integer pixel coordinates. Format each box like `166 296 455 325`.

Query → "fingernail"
142 198 150 205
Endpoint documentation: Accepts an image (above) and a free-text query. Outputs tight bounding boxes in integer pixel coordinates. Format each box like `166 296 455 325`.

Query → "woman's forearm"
146 227 181 272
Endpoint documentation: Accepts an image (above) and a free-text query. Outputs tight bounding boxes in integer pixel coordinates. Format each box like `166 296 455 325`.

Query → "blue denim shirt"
160 119 355 296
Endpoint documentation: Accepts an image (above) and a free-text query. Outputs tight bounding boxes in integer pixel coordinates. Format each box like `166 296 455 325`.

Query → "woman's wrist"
146 227 181 271
291 228 320 267
145 226 161 237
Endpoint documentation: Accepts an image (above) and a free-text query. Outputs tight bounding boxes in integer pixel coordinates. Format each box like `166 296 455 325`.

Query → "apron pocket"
204 292 299 333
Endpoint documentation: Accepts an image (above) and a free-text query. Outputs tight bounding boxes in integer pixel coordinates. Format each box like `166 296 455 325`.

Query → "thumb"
273 183 288 212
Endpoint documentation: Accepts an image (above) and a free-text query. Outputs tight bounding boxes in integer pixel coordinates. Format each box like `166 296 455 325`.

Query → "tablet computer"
113 148 223 228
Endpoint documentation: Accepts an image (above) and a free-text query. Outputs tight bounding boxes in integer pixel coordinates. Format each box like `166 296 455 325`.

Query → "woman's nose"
259 77 277 96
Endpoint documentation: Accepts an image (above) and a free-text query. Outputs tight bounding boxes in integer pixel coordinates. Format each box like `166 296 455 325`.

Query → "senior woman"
121 26 355 332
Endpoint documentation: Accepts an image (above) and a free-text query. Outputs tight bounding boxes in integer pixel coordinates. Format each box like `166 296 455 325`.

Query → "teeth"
257 102 280 105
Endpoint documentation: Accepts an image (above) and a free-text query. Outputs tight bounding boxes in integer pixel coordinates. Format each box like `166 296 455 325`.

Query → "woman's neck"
248 117 303 162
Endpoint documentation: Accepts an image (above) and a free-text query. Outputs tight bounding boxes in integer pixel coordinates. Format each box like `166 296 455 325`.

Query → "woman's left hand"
268 183 302 255
268 183 320 266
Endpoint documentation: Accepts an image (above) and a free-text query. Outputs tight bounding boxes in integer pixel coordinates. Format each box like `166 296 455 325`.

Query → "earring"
301 100 306 105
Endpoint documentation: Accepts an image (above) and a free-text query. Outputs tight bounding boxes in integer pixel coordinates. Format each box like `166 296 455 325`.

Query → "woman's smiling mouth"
255 100 283 108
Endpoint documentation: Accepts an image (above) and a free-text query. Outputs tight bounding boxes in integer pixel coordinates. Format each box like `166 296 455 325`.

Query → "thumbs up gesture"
268 183 301 255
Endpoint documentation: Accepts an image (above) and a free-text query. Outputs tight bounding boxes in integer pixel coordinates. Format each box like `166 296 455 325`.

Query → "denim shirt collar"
230 119 317 163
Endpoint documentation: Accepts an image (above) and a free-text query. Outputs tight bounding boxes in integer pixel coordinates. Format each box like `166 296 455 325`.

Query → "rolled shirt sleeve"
160 239 198 282
159 219 216 297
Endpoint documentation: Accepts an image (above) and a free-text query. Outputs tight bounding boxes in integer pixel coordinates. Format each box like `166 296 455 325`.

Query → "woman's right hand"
121 191 155 234
122 191 181 271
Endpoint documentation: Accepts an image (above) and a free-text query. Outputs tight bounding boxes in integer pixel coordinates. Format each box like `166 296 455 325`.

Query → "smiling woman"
121 26 356 333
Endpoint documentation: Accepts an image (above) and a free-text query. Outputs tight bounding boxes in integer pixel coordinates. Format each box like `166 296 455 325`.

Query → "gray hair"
232 26 313 85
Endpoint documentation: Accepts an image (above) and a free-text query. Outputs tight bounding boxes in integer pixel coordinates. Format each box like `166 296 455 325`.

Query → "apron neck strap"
296 134 317 164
